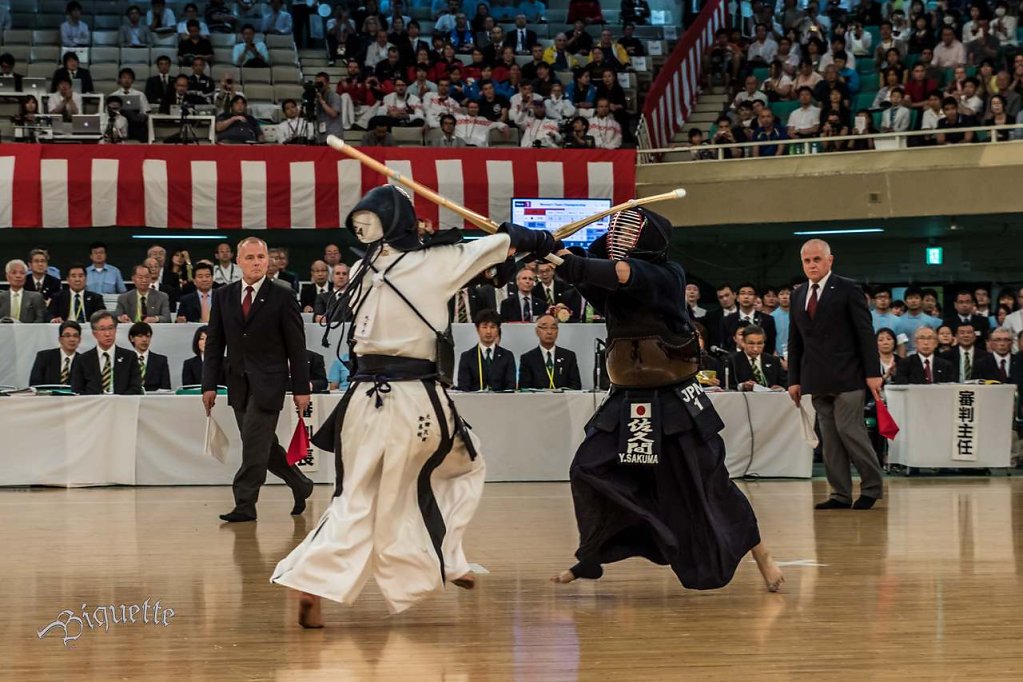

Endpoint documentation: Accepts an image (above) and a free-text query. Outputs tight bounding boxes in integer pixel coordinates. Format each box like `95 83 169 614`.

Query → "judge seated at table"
938 323 989 382
296 349 329 393
893 327 953 385
128 321 172 392
518 314 582 390
182 324 224 385
728 324 786 391
973 327 1022 384
29 320 82 386
456 309 517 391
71 311 144 395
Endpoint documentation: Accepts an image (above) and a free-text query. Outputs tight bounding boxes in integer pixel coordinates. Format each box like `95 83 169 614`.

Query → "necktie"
242 286 254 318
546 350 555 388
138 294 148 321
752 359 767 386
519 30 524 49
73 293 84 322
963 350 972 380
11 291 20 321
523 297 532 322
483 348 493 389
60 356 71 384
546 286 554 305
999 358 1008 382
101 352 113 393
457 291 469 323
138 354 146 380
923 358 932 384
807 283 819 320
35 279 43 291
200 293 210 323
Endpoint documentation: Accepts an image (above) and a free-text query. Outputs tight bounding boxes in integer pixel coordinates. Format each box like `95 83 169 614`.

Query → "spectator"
879 87 911 135
688 128 717 160
178 21 214 67
261 0 293 35
793 60 823 92
1 259 47 322
941 323 987 381
873 21 905 67
1002 287 1023 341
893 327 953 384
544 33 579 72
876 327 902 384
563 114 596 148
449 13 474 53
309 72 343 143
0 53 23 92
935 96 977 144
422 77 462 128
992 1 1017 49
455 99 508 146
377 76 423 126
847 21 872 58
456 309 517 391
0 5 11 31
596 29 631 69
145 55 175 105
933 26 965 68
976 327 1019 379
233 24 270 67
847 108 876 150
747 23 779 66
722 282 778 354
314 263 350 322
128 322 171 392
685 282 706 319
185 57 214 103
787 86 820 138
832 51 860 95
114 265 170 323
988 72 1021 117
175 263 216 322
430 113 466 146
870 286 901 332
85 242 126 295
752 108 788 157
209 243 237 285
121 5 152 46
71 311 143 395
518 314 583 390
60 1 91 48
729 324 786 390
214 94 263 143
621 0 650 25
897 285 941 352
326 7 358 65
733 75 769 109
212 72 244 113
181 325 210 385
955 77 984 117
176 3 209 37
29 321 82 386
543 82 576 123
24 249 62 303
298 261 332 312
205 0 237 33
360 116 396 146
49 264 104 324
967 20 1001 67
505 14 538 55
51 52 93 94
147 0 176 35
275 98 310 143
945 290 991 341
589 98 623 149
763 60 795 101
772 285 791 357
812 65 850 106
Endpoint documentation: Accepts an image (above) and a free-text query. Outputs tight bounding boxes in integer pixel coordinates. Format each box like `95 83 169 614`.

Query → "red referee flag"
286 417 309 466
876 400 900 440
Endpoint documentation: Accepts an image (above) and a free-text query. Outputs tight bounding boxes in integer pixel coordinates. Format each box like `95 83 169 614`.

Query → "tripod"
176 104 200 144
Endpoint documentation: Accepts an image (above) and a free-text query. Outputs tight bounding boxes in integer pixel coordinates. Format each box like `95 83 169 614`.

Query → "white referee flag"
799 404 819 449
204 415 229 464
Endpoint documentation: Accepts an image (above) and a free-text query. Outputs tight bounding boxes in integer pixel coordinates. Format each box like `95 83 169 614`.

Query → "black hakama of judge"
555 209 761 589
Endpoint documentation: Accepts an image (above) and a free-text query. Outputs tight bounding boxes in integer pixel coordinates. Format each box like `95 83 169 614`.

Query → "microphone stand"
592 338 605 392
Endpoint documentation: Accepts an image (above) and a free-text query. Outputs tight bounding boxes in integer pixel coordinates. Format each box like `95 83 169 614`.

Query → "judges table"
885 384 1016 470
0 323 607 391
0 392 812 487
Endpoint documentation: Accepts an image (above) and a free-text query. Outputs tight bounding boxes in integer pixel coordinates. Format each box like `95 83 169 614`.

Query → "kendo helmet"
603 206 672 262
345 184 422 251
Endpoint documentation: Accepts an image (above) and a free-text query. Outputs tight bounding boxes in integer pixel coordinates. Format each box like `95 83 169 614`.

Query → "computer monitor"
509 197 612 249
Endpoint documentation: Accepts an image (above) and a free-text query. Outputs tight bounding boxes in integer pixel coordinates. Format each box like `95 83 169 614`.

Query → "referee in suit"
788 239 884 511
202 237 314 523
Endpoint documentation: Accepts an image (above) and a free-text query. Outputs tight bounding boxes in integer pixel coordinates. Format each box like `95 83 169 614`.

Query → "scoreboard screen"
510 198 612 249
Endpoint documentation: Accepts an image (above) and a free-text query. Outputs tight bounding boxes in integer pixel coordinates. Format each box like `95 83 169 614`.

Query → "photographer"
519 100 562 148
711 115 743 159
276 98 311 143
313 72 344 143
562 115 595 148
102 95 130 143
213 73 244 113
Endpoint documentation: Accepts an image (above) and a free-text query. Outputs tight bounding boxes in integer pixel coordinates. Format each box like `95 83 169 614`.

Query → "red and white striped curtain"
638 0 728 151
0 145 637 229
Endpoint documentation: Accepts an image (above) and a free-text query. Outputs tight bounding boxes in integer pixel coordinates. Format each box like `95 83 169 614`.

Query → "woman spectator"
407 46 436 83
819 108 850 152
182 325 217 385
847 108 877 150
463 48 487 81
804 38 825 73
563 115 596 148
431 43 461 82
936 325 956 353
492 45 518 82
595 66 630 139
566 69 597 112
872 68 903 108
762 59 795 101
820 87 852 128
984 95 1013 141
994 304 1012 330
169 249 193 290
793 60 823 91
470 3 490 33
877 327 902 384
907 15 935 54
976 59 997 100
12 95 40 127
879 49 905 87
565 20 594 56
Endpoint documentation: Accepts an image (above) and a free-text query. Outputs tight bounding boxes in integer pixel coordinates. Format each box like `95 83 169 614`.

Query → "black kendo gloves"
498 222 556 258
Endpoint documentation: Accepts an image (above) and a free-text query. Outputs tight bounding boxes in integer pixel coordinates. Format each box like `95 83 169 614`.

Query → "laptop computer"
0 76 17 93
121 93 142 112
21 78 47 96
72 114 101 134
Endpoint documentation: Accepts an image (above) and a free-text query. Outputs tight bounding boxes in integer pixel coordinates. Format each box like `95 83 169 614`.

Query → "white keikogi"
271 185 512 614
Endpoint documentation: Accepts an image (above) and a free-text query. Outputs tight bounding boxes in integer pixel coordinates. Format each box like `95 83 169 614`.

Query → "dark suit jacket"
300 283 333 311
182 355 204 385
202 279 310 412
944 313 990 341
157 91 207 114
51 66 94 93
456 344 516 391
175 290 214 323
892 354 954 384
721 310 778 354
0 289 47 322
701 307 734 347
139 351 172 392
788 274 880 395
518 346 582 390
306 350 328 393
504 28 538 52
277 270 299 292
499 291 548 323
71 346 144 395
47 288 105 322
449 284 499 322
145 74 175 104
23 274 63 302
728 351 787 388
532 281 582 322
973 353 1023 383
938 346 989 382
29 348 79 386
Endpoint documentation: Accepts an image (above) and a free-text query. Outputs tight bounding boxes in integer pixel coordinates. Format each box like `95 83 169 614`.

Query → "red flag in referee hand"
876 400 900 440
286 417 309 466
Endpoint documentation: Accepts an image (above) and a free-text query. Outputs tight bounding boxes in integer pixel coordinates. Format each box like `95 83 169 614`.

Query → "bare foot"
298 592 324 629
451 573 476 590
550 569 577 584
751 544 785 593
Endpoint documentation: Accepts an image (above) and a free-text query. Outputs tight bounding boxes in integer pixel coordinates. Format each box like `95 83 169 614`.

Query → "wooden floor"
5 478 1023 680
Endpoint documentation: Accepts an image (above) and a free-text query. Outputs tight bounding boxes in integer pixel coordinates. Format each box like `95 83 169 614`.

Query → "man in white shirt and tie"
176 263 216 323
721 282 778 354
314 263 350 323
499 267 543 322
48 265 104 324
70 311 143 395
0 259 47 322
939 323 988 382
29 320 82 386
299 260 332 313
975 328 1020 382
506 14 535 54
517 314 582 389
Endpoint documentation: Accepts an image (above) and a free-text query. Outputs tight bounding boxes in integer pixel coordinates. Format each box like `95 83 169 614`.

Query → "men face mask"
606 208 647 261
351 210 384 244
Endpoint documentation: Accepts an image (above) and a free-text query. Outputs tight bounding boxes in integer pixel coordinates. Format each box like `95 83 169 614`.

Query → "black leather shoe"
219 512 256 523
291 480 315 516
852 495 878 510
815 499 852 510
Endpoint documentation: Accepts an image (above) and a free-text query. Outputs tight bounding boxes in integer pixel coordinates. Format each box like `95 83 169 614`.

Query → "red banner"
639 0 728 150
0 145 636 229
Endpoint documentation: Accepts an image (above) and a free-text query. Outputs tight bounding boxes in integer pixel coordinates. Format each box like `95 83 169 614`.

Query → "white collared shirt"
136 349 150 365
60 349 76 368
539 344 557 364
478 342 496 356
805 271 832 309
214 262 240 285
241 277 266 304
993 353 1011 372
738 308 756 324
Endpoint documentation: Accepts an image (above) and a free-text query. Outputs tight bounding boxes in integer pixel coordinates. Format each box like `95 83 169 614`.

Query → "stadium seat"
90 63 119 81
392 126 424 145
120 47 148 63
30 45 61 63
854 90 878 111
93 79 117 93
2 30 33 45
31 30 59 46
38 0 67 14
770 100 800 122
490 126 520 146
152 33 177 47
92 31 119 47
122 63 149 79
91 46 120 63
270 65 300 84
210 33 236 48
273 83 303 102
265 34 295 49
151 47 176 63
752 67 769 83
245 82 275 103
269 48 297 66
242 67 271 84
27 62 53 78
3 45 31 64
212 65 240 83
93 16 123 30
213 47 234 65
